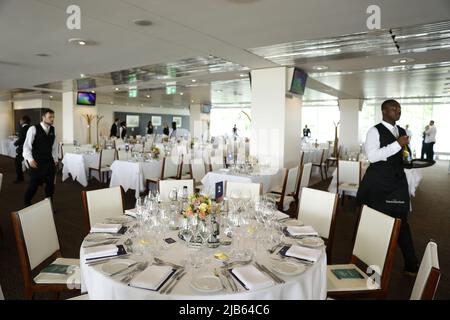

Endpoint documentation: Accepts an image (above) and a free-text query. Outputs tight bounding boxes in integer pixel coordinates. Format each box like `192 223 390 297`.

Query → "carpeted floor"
0 155 449 299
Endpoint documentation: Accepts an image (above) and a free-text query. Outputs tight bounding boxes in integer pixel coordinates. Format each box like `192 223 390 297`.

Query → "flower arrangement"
150 146 160 158
183 194 218 220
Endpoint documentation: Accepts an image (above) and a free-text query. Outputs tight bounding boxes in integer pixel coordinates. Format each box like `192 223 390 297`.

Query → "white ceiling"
0 0 450 103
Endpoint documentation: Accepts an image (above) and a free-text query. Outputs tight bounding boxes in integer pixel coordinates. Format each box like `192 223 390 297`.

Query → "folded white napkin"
231 264 273 291
286 225 319 237
90 223 122 233
285 245 322 263
124 209 137 218
275 211 289 221
84 244 118 260
129 265 173 291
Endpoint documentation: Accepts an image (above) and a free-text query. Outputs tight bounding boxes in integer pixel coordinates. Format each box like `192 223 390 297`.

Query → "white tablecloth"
109 160 162 197
0 138 17 158
80 230 327 300
62 152 100 187
201 169 283 194
328 161 423 197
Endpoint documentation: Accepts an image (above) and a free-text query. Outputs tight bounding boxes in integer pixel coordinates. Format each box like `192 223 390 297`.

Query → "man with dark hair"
357 99 419 275
110 118 120 138
13 115 31 183
23 108 58 206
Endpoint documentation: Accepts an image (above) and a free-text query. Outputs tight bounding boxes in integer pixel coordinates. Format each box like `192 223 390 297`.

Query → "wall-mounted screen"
290 68 308 96
76 92 96 106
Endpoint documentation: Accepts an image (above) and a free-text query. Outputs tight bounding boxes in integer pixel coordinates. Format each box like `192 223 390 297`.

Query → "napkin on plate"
231 264 274 291
286 225 319 237
129 265 174 291
275 211 289 221
285 245 322 263
84 244 118 260
124 209 137 218
90 223 122 233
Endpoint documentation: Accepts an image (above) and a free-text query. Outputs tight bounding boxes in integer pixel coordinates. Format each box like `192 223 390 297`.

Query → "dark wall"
113 111 189 136
13 108 42 134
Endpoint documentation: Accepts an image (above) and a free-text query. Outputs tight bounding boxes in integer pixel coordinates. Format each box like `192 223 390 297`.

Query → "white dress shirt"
23 122 59 163
424 125 436 143
365 121 402 163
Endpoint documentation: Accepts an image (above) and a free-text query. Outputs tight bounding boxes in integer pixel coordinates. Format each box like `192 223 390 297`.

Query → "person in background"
163 122 170 136
420 125 428 160
14 115 31 183
424 120 437 160
303 125 311 137
169 121 177 138
147 120 154 135
23 108 59 207
357 99 419 275
119 121 127 139
405 124 413 156
110 118 120 138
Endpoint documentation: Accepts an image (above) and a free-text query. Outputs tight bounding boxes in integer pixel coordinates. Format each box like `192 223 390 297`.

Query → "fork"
153 257 183 269
120 262 149 283
164 271 187 294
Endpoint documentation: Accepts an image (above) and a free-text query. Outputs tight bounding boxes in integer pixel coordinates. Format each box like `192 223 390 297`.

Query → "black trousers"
425 142 435 160
15 153 24 181
420 141 426 159
389 211 418 270
24 162 55 207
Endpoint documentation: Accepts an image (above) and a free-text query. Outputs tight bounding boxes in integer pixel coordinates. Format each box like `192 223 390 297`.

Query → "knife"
255 262 285 284
109 262 138 277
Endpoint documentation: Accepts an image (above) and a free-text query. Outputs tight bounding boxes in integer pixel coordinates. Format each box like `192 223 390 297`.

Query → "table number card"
215 181 224 201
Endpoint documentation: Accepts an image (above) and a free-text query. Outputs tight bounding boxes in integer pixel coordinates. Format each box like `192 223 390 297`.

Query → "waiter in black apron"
357 99 419 275
22 108 58 207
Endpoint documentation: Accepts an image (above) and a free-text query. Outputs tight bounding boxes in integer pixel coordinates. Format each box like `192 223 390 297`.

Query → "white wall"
0 100 13 141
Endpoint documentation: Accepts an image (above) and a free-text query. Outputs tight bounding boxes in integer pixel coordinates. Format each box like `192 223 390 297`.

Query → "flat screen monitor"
201 104 211 114
290 68 308 95
77 91 96 106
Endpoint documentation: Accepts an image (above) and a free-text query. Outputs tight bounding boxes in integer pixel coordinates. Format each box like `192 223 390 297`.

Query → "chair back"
82 187 124 233
0 285 4 300
410 241 441 300
190 158 206 183
100 149 116 168
285 166 299 196
299 162 312 192
12 198 60 271
0 173 3 192
117 150 128 160
225 181 262 198
210 155 225 171
337 160 361 185
158 179 194 202
163 155 182 179
352 205 400 294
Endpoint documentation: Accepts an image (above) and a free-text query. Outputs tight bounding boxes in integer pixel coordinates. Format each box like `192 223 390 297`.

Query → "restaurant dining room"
0 0 449 307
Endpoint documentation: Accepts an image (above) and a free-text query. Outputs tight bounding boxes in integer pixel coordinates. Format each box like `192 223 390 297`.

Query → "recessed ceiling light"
68 38 96 46
146 95 150 98
191 79 196 82
91 90 95 93
133 19 153 26
110 101 113 104
35 53 50 57
191 100 194 103
312 65 328 71
392 57 415 64
115 88 119 91
80 73 85 78
215 90 223 93
180 92 184 95
49 95 53 99
141 104 143 107
239 74 246 77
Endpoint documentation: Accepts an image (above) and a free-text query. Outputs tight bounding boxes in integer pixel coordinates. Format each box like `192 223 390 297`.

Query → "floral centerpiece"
183 194 218 221
150 146 160 159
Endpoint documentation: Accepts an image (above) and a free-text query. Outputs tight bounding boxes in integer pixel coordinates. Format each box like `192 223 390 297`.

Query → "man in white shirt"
23 108 59 207
357 99 419 275
424 120 437 160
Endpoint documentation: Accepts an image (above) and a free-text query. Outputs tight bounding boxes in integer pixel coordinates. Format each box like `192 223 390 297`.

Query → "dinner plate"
190 275 223 293
101 259 136 275
270 260 306 276
297 237 324 248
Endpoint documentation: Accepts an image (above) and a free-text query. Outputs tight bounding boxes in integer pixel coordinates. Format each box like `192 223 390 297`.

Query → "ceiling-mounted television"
77 91 96 106
290 68 308 95
201 104 211 114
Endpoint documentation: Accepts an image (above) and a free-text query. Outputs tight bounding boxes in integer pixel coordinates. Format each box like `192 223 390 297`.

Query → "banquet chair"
189 158 206 190
117 149 129 160
336 160 362 204
270 168 296 212
327 205 401 299
81 186 125 234
410 240 441 300
0 173 3 241
326 146 342 171
0 284 4 300
297 188 338 263
225 181 262 198
312 149 327 180
158 179 194 202
88 148 115 183
11 198 80 299
146 156 183 191
297 162 313 200
270 152 304 197
209 155 226 172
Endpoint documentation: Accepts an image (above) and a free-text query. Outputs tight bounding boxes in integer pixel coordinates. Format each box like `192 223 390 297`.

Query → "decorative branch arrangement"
95 115 104 147
333 121 340 158
82 114 95 144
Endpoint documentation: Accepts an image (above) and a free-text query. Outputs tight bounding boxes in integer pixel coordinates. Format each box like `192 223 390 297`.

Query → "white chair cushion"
86 187 124 226
34 258 80 285
327 264 379 292
338 183 359 193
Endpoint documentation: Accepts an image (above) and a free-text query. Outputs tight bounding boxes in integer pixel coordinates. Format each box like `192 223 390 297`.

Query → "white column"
189 104 202 141
62 91 75 143
338 99 361 152
250 67 302 169
0 99 13 141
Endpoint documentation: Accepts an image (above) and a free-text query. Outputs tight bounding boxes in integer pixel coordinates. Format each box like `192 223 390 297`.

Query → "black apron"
30 124 56 184
357 123 410 214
